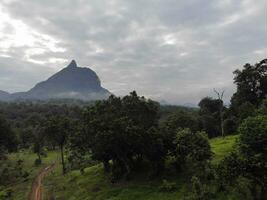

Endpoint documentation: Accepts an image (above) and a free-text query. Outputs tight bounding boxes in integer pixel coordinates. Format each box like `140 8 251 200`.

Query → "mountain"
0 60 111 101
0 90 10 101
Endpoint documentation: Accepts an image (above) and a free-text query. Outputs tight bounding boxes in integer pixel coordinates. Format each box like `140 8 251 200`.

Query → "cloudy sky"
0 0 266 105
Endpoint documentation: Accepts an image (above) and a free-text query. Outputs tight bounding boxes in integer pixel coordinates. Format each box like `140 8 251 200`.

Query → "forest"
0 58 267 200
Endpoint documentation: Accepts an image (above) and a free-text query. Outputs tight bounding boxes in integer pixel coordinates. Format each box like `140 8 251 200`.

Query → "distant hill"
0 90 10 101
0 60 111 101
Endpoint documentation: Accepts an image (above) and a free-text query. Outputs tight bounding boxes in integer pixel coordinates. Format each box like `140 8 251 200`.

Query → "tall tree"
231 59 267 108
74 92 163 179
214 89 225 137
198 97 222 137
32 126 45 164
0 116 17 158
45 117 72 174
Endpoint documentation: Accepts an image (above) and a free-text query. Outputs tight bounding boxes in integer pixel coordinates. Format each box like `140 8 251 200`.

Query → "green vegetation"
41 135 236 200
1 151 58 200
210 135 239 164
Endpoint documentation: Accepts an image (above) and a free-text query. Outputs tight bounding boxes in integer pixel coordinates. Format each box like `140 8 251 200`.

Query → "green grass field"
42 135 239 200
2 150 59 200
2 134 239 200
210 134 239 164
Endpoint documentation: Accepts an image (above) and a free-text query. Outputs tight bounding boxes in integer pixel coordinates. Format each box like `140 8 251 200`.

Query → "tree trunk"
60 144 66 174
220 107 224 138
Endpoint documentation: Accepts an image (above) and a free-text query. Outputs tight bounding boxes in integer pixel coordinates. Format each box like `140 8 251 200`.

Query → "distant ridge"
0 60 111 101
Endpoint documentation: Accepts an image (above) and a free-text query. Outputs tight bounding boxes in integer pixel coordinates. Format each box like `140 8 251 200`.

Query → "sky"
0 0 267 105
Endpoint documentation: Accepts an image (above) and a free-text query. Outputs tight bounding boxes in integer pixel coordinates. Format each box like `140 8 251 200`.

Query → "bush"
159 179 176 192
189 176 214 200
0 188 12 200
217 151 246 188
34 158 42 166
174 129 212 176
223 116 238 135
233 177 253 200
238 115 267 158
217 115 267 198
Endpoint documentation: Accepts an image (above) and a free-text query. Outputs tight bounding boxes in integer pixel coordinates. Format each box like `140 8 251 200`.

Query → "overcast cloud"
0 0 267 105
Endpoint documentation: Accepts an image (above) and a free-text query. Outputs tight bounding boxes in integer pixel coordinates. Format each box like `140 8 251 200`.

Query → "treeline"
0 58 267 199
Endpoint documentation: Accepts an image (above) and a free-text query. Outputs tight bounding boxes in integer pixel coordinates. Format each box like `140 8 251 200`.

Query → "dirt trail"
29 163 55 200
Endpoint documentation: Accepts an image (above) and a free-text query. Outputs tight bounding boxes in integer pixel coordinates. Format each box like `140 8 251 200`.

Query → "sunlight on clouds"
0 4 65 63
162 34 177 45
48 57 68 64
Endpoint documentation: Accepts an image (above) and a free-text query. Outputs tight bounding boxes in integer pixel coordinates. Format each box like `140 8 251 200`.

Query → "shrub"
174 129 212 176
159 179 176 192
189 176 214 200
34 158 42 166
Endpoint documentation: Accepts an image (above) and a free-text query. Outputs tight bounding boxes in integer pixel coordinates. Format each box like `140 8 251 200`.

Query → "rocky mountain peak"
67 60 77 68
0 60 111 101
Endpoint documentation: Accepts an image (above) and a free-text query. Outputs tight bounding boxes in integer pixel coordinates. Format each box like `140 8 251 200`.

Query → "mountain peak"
0 60 111 101
67 60 77 68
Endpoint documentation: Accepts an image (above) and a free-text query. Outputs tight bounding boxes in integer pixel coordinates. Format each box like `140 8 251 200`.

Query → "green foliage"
222 116 238 135
0 188 12 200
45 117 74 174
257 99 267 115
231 59 267 108
238 115 267 158
237 102 256 121
238 115 267 195
162 110 198 132
160 110 199 152
159 179 176 192
233 177 253 200
0 158 29 185
189 176 214 200
34 158 42 166
0 116 17 158
217 115 267 198
72 92 164 180
217 151 245 187
198 97 222 137
174 129 212 177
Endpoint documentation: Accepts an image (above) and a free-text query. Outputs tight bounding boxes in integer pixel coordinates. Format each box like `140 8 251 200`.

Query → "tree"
174 128 212 176
198 97 222 137
218 115 267 198
32 126 45 165
160 110 199 151
20 127 35 149
213 89 225 137
231 59 267 109
239 115 267 161
45 117 73 174
75 92 163 180
0 116 17 158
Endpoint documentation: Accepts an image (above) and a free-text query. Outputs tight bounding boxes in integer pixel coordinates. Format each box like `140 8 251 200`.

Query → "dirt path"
29 163 55 200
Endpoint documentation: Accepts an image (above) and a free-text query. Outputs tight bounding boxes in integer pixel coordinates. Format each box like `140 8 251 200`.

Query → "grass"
210 134 239 164
42 135 239 200
1 135 238 200
3 150 59 200
44 164 187 200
